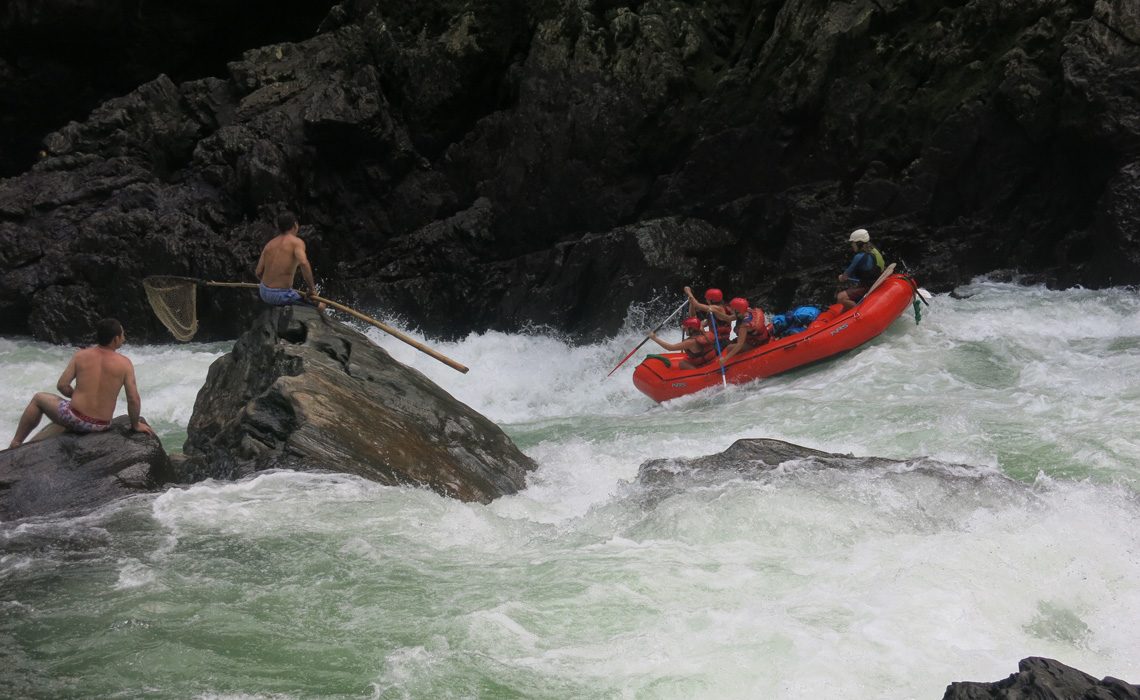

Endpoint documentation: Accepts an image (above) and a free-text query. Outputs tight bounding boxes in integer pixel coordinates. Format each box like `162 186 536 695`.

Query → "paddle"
865 262 897 296
606 299 689 377
708 311 729 388
144 277 468 373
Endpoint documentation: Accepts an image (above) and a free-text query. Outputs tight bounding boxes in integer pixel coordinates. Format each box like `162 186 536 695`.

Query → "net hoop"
143 276 200 341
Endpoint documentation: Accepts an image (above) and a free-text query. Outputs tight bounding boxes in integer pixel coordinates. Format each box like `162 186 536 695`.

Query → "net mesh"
143 276 199 341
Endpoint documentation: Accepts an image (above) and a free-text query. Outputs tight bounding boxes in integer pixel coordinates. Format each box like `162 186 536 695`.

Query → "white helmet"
848 228 870 243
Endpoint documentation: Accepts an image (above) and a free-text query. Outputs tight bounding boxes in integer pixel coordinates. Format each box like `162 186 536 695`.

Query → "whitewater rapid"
2 280 1139 698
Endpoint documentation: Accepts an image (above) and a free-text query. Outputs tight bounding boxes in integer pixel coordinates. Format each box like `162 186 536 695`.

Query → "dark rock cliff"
0 0 337 178
1 0 1138 344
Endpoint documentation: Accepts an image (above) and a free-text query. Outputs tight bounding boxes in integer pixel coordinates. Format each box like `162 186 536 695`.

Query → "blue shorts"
259 284 304 306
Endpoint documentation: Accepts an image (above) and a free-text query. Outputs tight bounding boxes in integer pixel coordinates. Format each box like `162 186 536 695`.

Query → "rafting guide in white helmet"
837 228 885 309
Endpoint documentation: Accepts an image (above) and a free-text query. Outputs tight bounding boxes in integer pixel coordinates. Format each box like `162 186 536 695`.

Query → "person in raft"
682 286 733 348
255 211 326 310
648 317 718 369
8 318 154 449
719 297 770 363
836 228 885 310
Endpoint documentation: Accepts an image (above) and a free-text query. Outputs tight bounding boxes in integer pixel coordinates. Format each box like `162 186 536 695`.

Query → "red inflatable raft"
632 273 922 402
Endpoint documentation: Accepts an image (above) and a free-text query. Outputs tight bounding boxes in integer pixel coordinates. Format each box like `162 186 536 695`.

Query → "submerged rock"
637 438 900 486
0 417 172 521
182 305 536 503
943 656 1139 699
633 437 1021 508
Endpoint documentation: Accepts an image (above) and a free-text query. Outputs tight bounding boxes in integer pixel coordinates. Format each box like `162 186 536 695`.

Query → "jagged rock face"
0 0 337 178
182 305 536 503
943 656 1139 699
1 0 1138 343
0 417 172 521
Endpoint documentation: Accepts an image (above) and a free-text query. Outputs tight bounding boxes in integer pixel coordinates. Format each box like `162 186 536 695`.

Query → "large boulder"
943 656 1139 699
182 305 536 503
0 417 172 521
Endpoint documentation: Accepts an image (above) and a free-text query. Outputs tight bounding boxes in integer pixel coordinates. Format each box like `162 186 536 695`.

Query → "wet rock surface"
182 305 536 503
0 417 172 521
637 437 904 487
1 0 1139 344
943 656 1139 699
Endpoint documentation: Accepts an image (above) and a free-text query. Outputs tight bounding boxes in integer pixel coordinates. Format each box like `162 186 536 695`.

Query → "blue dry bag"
790 306 821 327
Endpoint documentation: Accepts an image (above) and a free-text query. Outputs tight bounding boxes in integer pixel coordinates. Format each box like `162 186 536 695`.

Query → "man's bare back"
8 318 152 449
255 212 325 310
257 233 312 289
64 346 134 421
255 213 316 292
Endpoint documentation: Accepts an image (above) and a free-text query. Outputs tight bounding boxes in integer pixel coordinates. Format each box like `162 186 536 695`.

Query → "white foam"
3 283 1140 697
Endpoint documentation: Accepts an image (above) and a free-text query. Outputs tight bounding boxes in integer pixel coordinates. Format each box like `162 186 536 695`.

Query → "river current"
1 280 1138 698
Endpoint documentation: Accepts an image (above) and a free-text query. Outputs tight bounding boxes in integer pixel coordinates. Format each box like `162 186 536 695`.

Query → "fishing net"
142 276 199 341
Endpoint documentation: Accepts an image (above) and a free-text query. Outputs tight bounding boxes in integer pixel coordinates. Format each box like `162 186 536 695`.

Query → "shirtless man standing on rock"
255 211 325 310
8 318 153 449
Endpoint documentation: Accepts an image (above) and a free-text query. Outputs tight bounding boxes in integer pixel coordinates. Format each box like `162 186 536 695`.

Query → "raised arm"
648 332 684 352
123 361 153 434
684 286 712 315
684 287 733 321
708 307 734 322
56 356 77 397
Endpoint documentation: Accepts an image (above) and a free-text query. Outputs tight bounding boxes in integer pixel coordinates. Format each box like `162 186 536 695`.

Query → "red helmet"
704 288 724 303
729 297 749 314
681 317 702 331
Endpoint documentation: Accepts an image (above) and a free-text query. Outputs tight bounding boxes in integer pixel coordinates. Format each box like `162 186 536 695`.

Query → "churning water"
2 280 1139 698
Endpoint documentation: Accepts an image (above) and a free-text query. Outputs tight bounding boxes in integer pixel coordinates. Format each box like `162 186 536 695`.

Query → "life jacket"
684 332 718 366
741 309 770 347
854 247 885 286
705 308 733 345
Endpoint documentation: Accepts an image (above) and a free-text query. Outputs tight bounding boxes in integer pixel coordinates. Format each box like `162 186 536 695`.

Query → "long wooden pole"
203 281 469 374
311 294 468 374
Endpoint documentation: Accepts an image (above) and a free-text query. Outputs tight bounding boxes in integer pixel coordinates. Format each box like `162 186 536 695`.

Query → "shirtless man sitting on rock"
255 211 325 310
8 318 154 449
